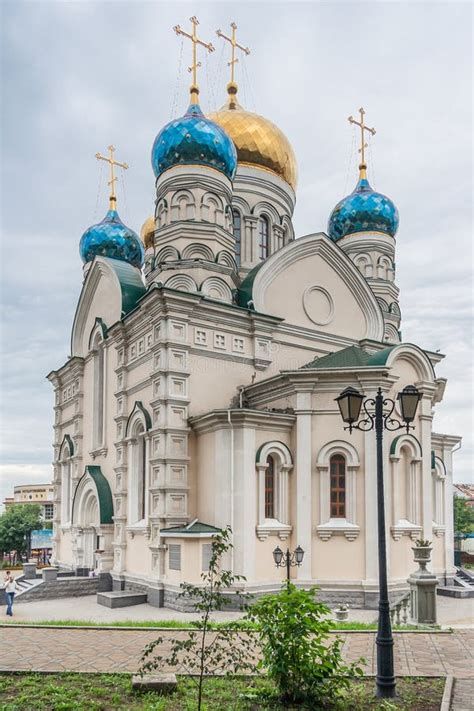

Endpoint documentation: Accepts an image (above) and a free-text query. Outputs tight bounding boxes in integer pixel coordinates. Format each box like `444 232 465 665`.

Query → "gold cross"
216 22 250 85
174 16 214 100
95 145 128 210
348 107 376 169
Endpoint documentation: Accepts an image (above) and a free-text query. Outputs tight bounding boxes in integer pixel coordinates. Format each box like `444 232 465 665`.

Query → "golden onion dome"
208 84 297 190
140 215 155 250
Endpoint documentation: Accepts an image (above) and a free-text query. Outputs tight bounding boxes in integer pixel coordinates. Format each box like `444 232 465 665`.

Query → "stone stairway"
438 568 474 599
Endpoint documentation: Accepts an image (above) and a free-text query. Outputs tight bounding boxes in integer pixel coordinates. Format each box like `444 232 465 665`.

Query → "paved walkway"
10 593 473 628
0 627 472 678
451 678 474 710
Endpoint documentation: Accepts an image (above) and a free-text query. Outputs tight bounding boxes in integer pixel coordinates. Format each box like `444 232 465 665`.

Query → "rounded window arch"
59 435 74 525
316 441 360 540
258 215 270 260
126 402 151 525
256 442 293 532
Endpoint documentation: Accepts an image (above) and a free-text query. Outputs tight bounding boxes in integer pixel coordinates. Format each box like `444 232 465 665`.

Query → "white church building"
47 22 460 609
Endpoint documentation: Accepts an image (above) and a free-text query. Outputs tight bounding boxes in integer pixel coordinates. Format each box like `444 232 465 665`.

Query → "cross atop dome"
348 107 376 179
216 22 250 91
173 16 215 103
95 145 128 211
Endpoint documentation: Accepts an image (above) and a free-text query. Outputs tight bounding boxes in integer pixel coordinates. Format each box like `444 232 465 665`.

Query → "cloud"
1 1 472 490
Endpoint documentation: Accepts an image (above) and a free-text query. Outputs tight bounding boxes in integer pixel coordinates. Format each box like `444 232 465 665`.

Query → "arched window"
330 454 346 518
137 425 146 522
92 334 105 449
60 437 73 525
232 209 241 266
265 455 275 518
256 442 293 540
258 216 270 260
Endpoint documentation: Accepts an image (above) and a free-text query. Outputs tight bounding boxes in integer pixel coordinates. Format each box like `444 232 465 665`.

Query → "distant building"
454 484 474 509
3 484 55 521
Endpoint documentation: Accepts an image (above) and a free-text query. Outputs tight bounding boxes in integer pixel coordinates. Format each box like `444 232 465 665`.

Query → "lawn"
0 673 445 710
1 618 429 631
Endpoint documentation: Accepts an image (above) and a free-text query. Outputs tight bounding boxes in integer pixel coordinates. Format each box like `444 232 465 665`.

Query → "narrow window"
202 543 213 572
169 544 181 571
258 216 270 260
330 454 346 518
93 336 104 448
232 209 241 266
265 455 275 518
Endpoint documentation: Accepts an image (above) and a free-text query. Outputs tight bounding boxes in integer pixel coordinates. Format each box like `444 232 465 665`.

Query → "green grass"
1 617 426 631
0 673 445 710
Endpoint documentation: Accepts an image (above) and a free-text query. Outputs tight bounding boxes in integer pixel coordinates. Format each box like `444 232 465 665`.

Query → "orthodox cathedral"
48 20 459 609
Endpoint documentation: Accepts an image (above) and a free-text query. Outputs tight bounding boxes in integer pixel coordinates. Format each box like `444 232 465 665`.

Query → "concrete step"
454 576 474 589
97 591 148 608
437 586 474 599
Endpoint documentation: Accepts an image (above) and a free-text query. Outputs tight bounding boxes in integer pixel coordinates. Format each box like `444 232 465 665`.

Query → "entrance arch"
71 466 114 572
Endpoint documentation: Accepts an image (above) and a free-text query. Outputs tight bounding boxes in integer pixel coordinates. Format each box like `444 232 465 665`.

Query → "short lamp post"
335 385 421 699
273 545 305 590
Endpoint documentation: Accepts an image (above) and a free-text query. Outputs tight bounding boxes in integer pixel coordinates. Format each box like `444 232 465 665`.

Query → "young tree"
0 504 43 560
140 527 256 710
247 583 365 706
454 495 474 536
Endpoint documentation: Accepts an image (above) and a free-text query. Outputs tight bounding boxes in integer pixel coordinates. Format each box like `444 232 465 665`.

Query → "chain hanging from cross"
216 22 250 86
348 107 376 169
95 145 128 210
173 16 214 100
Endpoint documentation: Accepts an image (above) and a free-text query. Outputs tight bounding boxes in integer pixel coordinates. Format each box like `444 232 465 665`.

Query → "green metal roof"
236 262 265 308
103 257 147 316
302 345 396 370
160 520 221 536
72 466 114 525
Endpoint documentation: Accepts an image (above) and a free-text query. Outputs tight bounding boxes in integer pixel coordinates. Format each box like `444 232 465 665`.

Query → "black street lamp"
273 545 305 590
335 385 421 699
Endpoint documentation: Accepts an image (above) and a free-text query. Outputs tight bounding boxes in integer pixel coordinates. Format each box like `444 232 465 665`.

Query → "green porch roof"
160 520 221 536
302 345 396 370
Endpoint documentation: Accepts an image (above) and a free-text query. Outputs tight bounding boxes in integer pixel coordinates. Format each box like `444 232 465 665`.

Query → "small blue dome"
328 173 399 241
151 101 237 181
79 208 144 269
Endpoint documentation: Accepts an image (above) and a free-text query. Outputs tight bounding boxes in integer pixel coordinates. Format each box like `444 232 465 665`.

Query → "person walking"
4 571 17 616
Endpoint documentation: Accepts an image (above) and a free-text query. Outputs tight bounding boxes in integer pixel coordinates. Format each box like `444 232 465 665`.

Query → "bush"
246 583 365 706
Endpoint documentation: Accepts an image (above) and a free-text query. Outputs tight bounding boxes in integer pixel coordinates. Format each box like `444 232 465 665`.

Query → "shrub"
246 583 365 706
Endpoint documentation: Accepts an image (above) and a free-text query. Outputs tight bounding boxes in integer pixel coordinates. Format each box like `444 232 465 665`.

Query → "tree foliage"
0 504 43 558
140 527 256 710
454 495 474 535
246 583 365 706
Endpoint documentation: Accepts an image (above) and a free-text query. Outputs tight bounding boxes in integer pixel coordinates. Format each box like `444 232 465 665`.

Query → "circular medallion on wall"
302 286 334 326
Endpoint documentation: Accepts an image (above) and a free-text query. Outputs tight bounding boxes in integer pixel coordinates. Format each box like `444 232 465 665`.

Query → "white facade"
47 90 460 609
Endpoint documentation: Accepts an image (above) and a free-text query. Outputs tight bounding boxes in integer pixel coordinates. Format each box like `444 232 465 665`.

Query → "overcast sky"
1 1 472 507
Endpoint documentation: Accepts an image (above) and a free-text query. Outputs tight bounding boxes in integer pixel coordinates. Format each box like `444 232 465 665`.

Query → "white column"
418 392 434 540
280 465 291 525
443 447 455 575
295 388 313 580
256 464 267 525
364 408 378 583
233 426 256 580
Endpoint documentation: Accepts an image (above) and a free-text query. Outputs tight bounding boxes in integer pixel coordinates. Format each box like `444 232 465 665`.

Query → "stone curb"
0 623 453 633
440 675 454 711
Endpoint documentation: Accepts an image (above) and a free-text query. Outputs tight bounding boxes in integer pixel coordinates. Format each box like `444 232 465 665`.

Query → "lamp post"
335 384 421 699
273 545 304 590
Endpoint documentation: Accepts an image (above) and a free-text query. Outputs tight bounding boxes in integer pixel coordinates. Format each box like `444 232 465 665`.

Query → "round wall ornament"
302 285 334 326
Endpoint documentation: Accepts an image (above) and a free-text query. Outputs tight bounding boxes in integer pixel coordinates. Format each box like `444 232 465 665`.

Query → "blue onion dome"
328 167 399 241
79 204 144 269
151 97 237 181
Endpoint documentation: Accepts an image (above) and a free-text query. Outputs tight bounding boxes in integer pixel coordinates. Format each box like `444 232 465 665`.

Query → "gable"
250 233 384 341
71 257 146 357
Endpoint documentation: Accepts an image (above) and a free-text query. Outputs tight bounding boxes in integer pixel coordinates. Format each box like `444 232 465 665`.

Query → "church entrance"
71 466 114 574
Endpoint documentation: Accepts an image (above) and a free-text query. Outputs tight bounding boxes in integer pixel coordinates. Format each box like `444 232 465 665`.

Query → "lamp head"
335 387 364 427
272 546 284 566
397 385 421 429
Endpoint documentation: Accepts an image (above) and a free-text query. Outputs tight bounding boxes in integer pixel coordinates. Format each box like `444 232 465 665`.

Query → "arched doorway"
71 466 114 574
